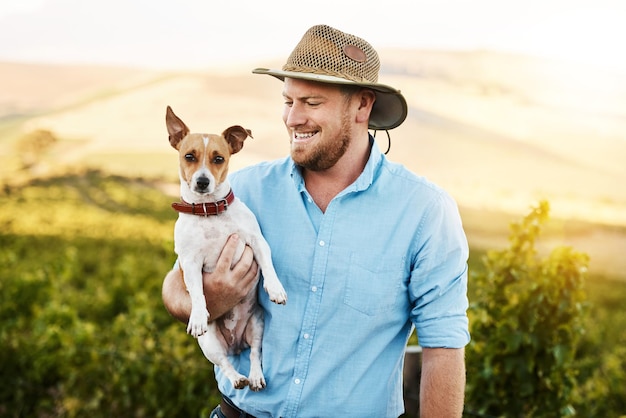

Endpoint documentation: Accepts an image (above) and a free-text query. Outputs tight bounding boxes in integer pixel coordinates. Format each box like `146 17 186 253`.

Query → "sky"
1 0 625 71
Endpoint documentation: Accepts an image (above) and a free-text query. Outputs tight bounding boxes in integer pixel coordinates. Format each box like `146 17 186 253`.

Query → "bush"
572 277 626 416
0 173 221 417
3 174 624 416
465 201 589 417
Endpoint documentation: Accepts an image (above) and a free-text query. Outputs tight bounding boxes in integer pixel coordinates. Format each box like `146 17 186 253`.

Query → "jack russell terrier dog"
166 106 287 391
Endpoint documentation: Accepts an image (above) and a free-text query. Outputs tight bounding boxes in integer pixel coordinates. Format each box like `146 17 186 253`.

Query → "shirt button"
319 240 325 246
294 378 301 385
303 333 310 339
311 286 317 292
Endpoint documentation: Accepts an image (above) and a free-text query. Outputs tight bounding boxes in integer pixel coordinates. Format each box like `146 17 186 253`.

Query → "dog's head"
166 106 252 196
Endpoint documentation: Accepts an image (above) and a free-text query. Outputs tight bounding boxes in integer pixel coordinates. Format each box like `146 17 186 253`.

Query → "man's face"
281 78 355 171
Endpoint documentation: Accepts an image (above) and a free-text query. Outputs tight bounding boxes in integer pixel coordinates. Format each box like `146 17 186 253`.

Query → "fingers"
220 234 256 277
200 237 259 320
238 242 258 274
215 234 241 272
235 244 255 274
242 250 259 291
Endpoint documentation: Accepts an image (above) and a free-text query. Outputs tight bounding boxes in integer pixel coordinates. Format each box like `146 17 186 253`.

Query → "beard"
291 112 352 172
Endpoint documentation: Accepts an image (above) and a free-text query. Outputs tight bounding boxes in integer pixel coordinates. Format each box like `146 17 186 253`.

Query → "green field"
1 171 625 417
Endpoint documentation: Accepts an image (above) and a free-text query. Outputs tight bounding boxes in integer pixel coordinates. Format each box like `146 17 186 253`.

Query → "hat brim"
253 67 408 131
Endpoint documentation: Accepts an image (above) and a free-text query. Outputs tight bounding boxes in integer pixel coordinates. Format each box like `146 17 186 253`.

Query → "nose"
284 102 306 128
196 176 210 191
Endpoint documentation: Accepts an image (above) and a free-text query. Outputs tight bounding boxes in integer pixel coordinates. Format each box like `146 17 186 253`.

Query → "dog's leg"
197 328 249 389
180 259 210 337
250 237 287 305
246 306 266 391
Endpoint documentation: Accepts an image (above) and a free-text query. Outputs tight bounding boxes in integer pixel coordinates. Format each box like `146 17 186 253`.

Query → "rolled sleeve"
410 192 470 348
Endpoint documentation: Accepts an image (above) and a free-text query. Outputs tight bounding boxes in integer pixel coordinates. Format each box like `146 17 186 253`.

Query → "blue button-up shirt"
217 139 470 417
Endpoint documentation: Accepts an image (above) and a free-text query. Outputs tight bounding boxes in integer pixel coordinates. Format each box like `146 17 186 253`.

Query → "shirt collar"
290 134 383 194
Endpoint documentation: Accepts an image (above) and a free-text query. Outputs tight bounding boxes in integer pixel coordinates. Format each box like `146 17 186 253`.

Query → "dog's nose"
196 176 210 190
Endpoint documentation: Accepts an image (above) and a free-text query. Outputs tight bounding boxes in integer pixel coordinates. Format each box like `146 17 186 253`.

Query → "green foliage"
571 277 626 416
0 172 221 417
466 201 589 417
2 174 625 417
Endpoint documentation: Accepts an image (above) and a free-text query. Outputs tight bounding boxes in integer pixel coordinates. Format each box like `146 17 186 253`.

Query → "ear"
222 125 253 155
165 106 190 150
355 89 376 124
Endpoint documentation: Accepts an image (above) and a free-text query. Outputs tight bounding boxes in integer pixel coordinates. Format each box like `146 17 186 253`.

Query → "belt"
220 396 257 418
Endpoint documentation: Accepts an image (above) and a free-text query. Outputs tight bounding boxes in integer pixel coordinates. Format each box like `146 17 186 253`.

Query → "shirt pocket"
343 253 406 316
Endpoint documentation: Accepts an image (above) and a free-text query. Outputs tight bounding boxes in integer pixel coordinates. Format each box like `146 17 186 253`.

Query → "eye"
184 153 196 162
213 156 225 164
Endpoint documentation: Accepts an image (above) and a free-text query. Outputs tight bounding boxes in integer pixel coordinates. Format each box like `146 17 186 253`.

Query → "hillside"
0 61 164 118
1 51 625 278
381 50 626 222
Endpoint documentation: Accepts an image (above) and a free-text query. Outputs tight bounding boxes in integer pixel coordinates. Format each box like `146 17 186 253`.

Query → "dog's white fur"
166 106 286 391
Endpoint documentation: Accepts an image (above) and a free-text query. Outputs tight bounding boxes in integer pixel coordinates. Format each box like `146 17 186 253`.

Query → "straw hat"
253 24 408 131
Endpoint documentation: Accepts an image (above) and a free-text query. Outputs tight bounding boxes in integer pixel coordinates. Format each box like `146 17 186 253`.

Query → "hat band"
282 64 371 84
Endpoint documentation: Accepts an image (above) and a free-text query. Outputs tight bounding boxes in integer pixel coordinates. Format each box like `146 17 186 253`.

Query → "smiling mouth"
293 131 318 143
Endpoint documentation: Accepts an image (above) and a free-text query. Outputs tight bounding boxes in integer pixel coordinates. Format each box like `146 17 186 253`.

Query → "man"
162 24 469 417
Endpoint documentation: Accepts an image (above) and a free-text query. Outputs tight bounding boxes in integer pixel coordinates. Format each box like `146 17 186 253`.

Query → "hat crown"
253 25 408 130
283 25 380 84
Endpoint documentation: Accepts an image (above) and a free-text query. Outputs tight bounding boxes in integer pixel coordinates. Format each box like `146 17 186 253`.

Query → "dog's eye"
213 156 225 164
185 153 196 162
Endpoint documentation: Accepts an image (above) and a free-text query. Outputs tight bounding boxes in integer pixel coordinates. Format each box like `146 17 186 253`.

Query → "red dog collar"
171 189 235 216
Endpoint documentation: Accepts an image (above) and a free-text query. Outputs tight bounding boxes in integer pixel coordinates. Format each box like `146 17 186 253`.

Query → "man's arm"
161 234 259 323
419 347 466 418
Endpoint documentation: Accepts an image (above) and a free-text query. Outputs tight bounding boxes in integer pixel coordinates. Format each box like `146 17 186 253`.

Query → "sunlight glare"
0 0 45 18
513 8 626 71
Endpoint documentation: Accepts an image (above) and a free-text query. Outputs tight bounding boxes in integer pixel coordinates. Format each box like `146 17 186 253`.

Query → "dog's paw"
248 376 266 391
233 376 249 390
265 282 287 305
187 309 209 337
186 320 208 337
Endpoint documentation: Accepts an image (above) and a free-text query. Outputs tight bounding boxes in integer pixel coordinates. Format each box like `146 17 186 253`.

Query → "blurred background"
1 1 625 416
2 0 626 275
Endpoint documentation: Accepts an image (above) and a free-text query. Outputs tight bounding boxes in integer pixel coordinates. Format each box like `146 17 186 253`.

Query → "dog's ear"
222 126 253 155
166 106 190 150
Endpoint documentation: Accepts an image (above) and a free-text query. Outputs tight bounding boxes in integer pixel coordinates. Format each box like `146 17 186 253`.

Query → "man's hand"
162 234 259 323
